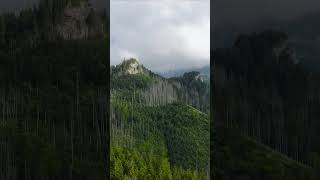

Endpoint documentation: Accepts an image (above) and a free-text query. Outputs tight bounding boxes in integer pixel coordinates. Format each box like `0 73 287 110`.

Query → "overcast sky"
212 0 320 48
214 0 320 27
111 0 210 72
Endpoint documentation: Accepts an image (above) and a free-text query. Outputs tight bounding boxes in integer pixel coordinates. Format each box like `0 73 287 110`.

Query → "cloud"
111 0 210 72
118 49 140 61
214 0 320 27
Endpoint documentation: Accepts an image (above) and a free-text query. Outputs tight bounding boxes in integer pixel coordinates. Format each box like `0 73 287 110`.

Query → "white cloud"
111 0 210 72
118 49 140 61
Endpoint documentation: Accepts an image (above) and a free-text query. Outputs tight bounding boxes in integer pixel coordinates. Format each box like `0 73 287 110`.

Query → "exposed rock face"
195 74 205 82
112 58 148 76
56 2 104 40
125 60 144 75
111 58 210 112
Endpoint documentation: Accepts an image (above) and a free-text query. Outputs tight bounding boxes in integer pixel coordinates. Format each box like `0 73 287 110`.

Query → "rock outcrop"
56 1 104 40
112 58 149 76
111 58 210 112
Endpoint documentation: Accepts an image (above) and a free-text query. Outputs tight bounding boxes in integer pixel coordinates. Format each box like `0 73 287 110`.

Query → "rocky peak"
56 1 104 40
114 58 147 76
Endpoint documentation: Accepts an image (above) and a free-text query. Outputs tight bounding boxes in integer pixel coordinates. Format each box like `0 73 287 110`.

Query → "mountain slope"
0 39 108 179
213 128 315 180
212 30 320 179
214 13 320 73
110 59 209 179
0 1 108 178
111 58 210 112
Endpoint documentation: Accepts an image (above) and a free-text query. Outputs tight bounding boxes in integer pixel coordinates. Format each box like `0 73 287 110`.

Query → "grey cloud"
111 0 210 72
214 0 320 27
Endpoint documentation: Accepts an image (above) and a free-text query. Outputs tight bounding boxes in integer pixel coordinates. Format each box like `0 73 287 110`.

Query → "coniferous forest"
7 0 320 179
212 30 320 180
0 0 108 179
110 59 210 179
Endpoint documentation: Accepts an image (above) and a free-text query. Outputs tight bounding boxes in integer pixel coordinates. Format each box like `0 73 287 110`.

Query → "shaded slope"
213 128 314 180
0 39 108 179
213 30 320 166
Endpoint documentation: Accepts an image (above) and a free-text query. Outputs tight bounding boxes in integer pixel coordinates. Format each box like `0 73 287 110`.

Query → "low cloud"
111 0 210 72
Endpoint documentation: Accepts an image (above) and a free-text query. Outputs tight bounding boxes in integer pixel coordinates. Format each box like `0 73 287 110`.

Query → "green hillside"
212 128 316 180
110 59 209 179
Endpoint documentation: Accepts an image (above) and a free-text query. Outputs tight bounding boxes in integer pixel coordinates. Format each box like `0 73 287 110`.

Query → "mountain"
55 1 105 40
0 1 108 179
0 0 107 50
111 58 151 77
214 13 320 73
111 58 210 113
159 65 210 80
110 59 210 179
213 127 314 180
212 30 320 179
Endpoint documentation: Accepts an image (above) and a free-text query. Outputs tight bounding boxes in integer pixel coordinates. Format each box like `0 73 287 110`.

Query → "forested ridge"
0 0 106 49
0 0 108 179
110 59 210 179
212 30 320 179
212 127 315 180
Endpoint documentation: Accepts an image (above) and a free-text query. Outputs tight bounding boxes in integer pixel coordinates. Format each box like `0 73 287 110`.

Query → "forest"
0 0 108 179
110 59 210 179
212 30 320 179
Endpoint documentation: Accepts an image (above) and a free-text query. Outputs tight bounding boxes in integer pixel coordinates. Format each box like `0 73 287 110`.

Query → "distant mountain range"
158 65 210 79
